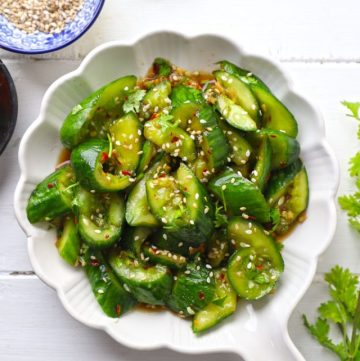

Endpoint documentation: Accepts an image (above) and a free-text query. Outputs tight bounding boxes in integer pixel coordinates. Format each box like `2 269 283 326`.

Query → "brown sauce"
275 211 307 242
135 303 166 313
57 148 71 165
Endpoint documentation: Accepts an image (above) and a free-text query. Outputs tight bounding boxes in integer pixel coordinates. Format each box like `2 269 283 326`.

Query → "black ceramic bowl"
0 59 17 155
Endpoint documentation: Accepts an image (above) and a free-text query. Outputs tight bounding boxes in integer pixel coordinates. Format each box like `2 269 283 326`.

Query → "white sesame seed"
186 306 195 315
245 229 253 234
94 229 101 234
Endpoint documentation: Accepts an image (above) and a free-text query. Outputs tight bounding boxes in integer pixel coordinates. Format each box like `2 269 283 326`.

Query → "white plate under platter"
14 31 339 361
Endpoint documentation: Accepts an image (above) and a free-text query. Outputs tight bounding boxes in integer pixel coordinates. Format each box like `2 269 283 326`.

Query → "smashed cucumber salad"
26 58 308 333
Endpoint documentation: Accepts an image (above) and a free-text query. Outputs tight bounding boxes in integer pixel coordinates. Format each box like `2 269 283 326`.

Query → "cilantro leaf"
214 203 228 228
338 102 360 232
123 89 146 114
342 101 360 120
349 153 360 177
304 266 360 360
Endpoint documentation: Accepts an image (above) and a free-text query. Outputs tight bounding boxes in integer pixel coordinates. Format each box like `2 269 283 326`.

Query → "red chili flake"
90 259 100 267
101 152 109 162
153 62 160 75
150 113 159 120
115 304 121 316
202 168 209 175
121 170 132 176
256 264 264 271
219 272 226 281
171 136 180 143
73 217 78 225
270 135 277 138
47 183 54 189
248 216 257 221
125 96 128 100
198 291 205 300
159 172 166 178
104 234 109 239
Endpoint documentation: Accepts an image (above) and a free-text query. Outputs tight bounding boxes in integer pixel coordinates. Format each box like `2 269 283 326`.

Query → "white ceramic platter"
14 32 339 361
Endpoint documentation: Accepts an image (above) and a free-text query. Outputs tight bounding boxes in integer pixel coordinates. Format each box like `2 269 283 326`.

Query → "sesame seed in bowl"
0 0 105 54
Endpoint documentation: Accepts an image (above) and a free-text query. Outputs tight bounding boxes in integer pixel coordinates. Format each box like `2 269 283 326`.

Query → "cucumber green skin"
260 129 300 170
76 188 125 248
167 263 216 317
227 217 284 300
136 140 157 174
172 103 230 171
217 60 270 91
146 163 215 245
253 86 298 138
151 230 193 257
214 70 260 122
170 85 205 108
275 167 309 235
84 248 137 317
60 76 137 149
217 61 298 138
192 269 237 333
143 244 187 270
218 119 252 166
56 216 81 266
71 139 131 192
121 226 153 257
206 230 229 268
109 250 173 306
252 137 271 191
209 168 270 223
216 94 257 132
265 159 304 206
152 57 172 77
26 164 76 224
125 160 165 227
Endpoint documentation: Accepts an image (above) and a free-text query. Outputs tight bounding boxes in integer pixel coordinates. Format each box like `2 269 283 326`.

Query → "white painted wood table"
1 1 360 360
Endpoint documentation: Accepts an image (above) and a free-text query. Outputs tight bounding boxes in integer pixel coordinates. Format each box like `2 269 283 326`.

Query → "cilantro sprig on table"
303 102 360 360
338 101 360 231
303 266 360 360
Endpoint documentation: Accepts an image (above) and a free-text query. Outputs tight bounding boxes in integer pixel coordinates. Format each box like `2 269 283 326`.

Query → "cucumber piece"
254 86 298 138
214 70 260 122
152 57 173 77
60 76 137 149
209 168 270 223
227 217 284 300
144 115 196 162
84 247 137 317
167 263 216 316
142 244 187 270
71 139 132 192
250 137 271 191
173 103 230 172
121 226 153 257
76 188 125 248
141 80 172 118
27 164 76 224
217 61 298 137
109 112 143 172
218 118 252 166
216 94 257 132
266 159 304 206
259 129 300 170
206 230 229 268
217 60 270 91
274 167 309 235
136 140 157 174
192 269 237 333
56 215 81 266
146 163 214 246
125 160 169 227
109 250 173 306
170 85 205 108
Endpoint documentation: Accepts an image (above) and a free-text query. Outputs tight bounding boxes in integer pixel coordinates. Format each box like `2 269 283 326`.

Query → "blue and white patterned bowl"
0 0 104 54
